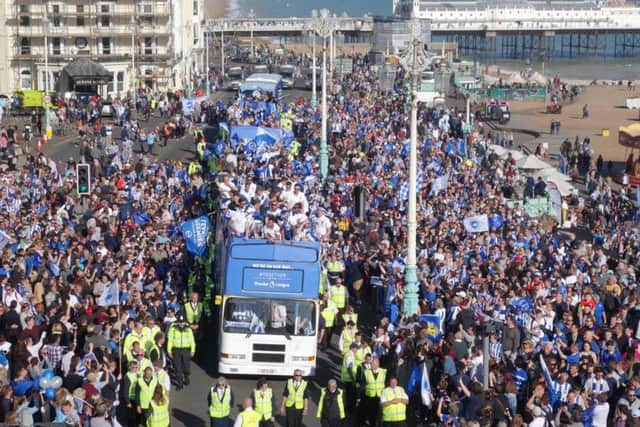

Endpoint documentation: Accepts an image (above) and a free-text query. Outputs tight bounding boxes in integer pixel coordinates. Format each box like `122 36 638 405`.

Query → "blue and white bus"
215 237 321 376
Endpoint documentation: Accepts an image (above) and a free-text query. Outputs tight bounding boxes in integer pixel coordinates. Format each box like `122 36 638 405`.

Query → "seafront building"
0 0 204 94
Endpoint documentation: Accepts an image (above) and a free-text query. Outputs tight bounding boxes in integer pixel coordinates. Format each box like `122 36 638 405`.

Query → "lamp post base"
402 265 419 316
319 141 328 180
311 94 317 110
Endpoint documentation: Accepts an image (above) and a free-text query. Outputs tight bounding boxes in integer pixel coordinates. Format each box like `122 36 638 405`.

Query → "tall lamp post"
310 8 335 180
42 6 51 141
399 18 431 316
205 27 210 98
248 9 255 58
130 15 137 110
308 10 318 109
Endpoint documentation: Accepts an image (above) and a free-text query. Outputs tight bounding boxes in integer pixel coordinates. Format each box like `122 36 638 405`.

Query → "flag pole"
117 280 123 378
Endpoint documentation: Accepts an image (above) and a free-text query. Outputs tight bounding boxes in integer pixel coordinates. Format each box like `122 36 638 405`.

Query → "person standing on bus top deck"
316 379 346 427
280 369 309 427
184 292 203 342
209 376 234 427
252 378 275 427
167 314 195 390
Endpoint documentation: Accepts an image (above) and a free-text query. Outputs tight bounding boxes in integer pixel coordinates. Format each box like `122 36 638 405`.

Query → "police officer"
233 397 262 427
280 369 309 427
209 376 234 427
360 356 386 427
380 376 409 427
167 314 195 390
316 379 346 427
252 378 275 427
136 366 159 426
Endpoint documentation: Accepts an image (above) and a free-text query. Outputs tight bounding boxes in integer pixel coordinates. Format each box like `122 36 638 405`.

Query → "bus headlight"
220 353 246 360
291 356 315 362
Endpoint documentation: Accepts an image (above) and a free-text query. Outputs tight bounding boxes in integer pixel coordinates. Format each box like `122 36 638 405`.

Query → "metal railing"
205 16 375 33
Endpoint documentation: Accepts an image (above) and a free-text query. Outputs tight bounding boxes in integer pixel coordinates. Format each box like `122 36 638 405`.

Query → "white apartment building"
0 0 204 95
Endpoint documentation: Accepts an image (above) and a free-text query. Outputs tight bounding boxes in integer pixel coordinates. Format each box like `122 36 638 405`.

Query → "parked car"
225 67 245 91
278 64 298 88
303 67 321 90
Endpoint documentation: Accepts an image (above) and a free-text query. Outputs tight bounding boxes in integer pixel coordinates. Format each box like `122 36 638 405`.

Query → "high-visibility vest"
123 332 145 356
197 142 206 160
253 388 273 420
340 328 356 354
285 379 307 409
167 324 196 353
146 400 170 427
316 388 345 419
342 313 358 327
355 346 371 365
341 352 356 383
319 271 328 296
330 285 346 309
364 368 387 398
326 261 343 274
209 386 232 418
138 377 158 409
238 409 262 427
126 371 138 400
137 358 152 379
321 307 336 328
188 162 201 176
185 302 203 324
143 326 161 352
381 387 407 422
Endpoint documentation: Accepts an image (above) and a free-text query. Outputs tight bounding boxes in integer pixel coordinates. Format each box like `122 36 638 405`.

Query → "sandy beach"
204 0 227 18
507 84 640 162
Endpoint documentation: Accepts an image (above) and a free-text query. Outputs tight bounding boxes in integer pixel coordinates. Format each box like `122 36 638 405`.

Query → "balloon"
44 388 56 401
39 378 50 389
41 369 54 379
50 376 63 389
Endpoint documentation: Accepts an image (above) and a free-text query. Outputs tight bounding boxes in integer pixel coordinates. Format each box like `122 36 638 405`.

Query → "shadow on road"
172 408 208 427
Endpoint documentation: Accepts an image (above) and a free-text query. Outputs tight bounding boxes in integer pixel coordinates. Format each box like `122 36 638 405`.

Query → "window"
223 298 316 336
20 37 31 55
52 16 61 27
100 4 110 13
117 71 124 92
193 23 199 46
19 16 30 26
51 4 60 13
101 37 111 55
142 4 152 13
141 16 153 26
75 37 88 49
52 37 61 55
100 16 110 27
193 0 198 15
77 5 84 26
20 70 32 89
18 4 29 13
143 37 153 55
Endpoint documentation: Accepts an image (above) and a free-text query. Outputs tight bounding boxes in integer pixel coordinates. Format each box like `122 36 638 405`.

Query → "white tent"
528 72 547 86
488 144 509 158
547 179 575 196
517 154 553 170
536 167 572 182
506 72 527 85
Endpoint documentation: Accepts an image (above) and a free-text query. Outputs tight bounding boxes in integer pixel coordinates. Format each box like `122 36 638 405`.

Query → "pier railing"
205 17 376 33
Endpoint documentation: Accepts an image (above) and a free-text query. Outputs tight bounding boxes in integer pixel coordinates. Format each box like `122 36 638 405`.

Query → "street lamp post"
311 30 317 109
248 9 255 58
42 7 51 141
205 29 210 98
399 19 431 316
310 8 335 180
130 16 137 110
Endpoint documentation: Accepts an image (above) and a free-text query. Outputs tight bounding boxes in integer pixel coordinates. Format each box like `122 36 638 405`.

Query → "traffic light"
76 163 91 195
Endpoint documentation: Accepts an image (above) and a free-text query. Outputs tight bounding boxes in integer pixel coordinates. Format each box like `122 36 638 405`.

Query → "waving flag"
180 216 210 257
540 354 559 407
421 362 433 408
97 279 119 307
419 315 442 342
511 296 533 312
488 214 504 229
463 214 489 233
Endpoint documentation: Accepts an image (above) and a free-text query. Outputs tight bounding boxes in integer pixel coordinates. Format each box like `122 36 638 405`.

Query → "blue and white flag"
181 96 206 115
511 296 533 312
0 230 12 251
180 216 210 257
540 354 559 407
419 315 442 342
430 175 448 196
463 214 489 233
488 214 504 229
97 279 119 307
219 122 229 138
421 362 433 408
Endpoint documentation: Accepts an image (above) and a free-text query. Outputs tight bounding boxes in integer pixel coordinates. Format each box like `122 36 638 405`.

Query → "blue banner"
180 216 210 257
242 268 304 294
419 315 442 342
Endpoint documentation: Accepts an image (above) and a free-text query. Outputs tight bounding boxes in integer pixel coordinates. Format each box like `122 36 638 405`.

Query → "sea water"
227 0 390 18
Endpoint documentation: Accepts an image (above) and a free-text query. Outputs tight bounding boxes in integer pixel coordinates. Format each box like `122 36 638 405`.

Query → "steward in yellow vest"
360 358 387 427
279 370 308 426
252 378 274 424
146 385 170 427
316 381 346 425
380 378 409 426
238 397 262 427
121 361 139 427
136 367 159 414
209 377 234 424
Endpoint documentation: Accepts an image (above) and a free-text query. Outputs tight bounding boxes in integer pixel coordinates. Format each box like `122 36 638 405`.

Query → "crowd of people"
0 48 637 427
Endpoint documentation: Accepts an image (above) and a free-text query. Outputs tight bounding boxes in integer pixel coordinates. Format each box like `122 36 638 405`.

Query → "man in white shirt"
314 209 332 241
285 184 308 213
